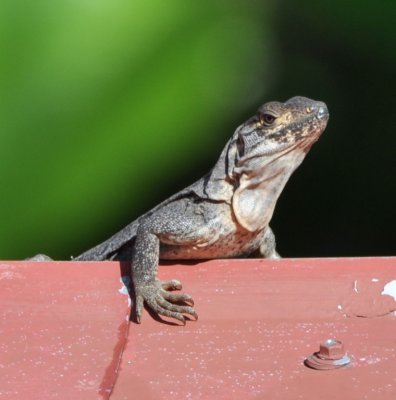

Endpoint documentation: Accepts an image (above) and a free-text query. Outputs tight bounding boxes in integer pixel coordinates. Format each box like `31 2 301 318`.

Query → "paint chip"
381 280 396 302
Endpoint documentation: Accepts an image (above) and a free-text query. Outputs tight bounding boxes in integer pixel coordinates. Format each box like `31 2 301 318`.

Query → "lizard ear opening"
232 177 274 232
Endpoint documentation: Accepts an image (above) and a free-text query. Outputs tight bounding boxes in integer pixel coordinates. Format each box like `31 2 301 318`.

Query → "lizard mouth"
272 106 329 142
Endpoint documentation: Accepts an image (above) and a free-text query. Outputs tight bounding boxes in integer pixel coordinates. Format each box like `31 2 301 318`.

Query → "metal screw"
305 339 351 370
318 339 346 360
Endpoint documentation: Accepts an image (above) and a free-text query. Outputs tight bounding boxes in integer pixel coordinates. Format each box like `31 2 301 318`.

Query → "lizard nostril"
317 106 327 119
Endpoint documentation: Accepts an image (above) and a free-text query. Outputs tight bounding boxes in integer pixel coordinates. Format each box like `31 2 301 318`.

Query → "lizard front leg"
132 223 197 324
255 226 281 259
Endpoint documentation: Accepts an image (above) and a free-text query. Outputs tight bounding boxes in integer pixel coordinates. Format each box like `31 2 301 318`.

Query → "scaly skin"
34 96 329 324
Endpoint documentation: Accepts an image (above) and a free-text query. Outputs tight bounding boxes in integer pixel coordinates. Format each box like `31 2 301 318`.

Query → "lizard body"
35 96 329 324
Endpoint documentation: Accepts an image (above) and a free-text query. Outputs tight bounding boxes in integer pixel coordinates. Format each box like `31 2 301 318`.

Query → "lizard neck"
231 146 308 232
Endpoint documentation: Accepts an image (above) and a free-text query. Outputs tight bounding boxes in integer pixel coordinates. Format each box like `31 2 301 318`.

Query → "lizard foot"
135 279 197 324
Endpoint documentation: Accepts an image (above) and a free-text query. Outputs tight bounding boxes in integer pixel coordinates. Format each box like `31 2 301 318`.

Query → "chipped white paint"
381 280 396 302
371 278 380 282
119 276 132 307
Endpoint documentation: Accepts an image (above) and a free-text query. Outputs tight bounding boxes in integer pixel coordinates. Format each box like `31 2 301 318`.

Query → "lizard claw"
134 280 197 324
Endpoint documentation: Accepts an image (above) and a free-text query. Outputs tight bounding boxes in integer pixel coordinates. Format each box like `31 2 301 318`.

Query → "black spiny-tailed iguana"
33 96 329 324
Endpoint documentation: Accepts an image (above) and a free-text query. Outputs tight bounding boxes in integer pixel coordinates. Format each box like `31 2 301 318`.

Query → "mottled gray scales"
32 96 329 324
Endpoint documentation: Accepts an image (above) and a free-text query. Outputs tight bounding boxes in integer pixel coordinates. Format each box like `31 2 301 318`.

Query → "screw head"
318 339 345 360
305 339 351 370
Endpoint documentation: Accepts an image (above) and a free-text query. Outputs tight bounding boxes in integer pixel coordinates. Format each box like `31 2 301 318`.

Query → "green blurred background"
1 0 395 259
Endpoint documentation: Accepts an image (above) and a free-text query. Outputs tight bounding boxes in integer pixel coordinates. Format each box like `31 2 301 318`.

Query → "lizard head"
235 96 329 163
201 96 328 232
229 96 329 232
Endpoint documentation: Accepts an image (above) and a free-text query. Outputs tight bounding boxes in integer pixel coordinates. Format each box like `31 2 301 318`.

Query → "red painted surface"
0 261 130 399
1 258 396 399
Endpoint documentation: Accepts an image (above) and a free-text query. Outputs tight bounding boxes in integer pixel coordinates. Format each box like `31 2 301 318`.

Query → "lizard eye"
260 113 276 126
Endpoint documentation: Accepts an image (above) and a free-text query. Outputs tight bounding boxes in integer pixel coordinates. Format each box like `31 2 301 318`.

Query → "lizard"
33 96 329 324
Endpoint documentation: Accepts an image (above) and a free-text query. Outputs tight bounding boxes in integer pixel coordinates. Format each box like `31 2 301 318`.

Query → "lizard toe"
161 279 182 291
156 295 197 320
149 299 186 324
135 294 144 324
161 290 194 306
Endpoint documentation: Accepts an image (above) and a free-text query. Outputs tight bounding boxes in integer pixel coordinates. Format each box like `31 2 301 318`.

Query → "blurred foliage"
0 0 275 258
0 0 395 259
